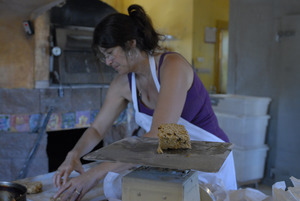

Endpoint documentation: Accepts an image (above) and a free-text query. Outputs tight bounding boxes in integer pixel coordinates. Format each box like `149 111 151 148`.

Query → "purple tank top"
128 52 229 142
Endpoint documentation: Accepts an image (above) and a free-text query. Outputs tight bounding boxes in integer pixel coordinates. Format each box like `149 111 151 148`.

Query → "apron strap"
132 55 158 113
131 72 139 112
149 55 160 91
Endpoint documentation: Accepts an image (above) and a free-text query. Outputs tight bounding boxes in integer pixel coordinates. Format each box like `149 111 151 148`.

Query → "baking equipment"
0 181 27 201
84 136 232 201
84 136 232 172
49 25 116 85
122 166 200 201
199 183 216 201
17 107 53 180
49 0 117 86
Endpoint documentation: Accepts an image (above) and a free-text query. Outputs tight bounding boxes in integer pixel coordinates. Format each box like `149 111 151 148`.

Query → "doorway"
214 20 229 94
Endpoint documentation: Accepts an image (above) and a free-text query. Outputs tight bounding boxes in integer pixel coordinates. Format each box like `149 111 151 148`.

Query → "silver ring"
75 189 81 195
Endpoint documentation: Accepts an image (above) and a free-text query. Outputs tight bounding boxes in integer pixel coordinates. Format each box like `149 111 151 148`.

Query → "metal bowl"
0 181 27 201
199 183 216 201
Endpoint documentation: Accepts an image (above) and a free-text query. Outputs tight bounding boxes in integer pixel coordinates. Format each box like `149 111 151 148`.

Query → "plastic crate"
215 112 270 148
210 94 271 116
233 145 269 183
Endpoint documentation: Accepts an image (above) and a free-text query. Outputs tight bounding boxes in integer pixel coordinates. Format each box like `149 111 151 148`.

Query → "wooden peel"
83 136 232 172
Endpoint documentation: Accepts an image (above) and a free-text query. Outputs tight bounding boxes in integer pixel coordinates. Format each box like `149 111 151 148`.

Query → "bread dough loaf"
157 123 192 154
15 181 43 194
50 196 62 201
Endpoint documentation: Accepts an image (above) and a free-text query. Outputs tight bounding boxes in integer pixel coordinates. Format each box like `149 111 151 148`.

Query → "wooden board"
84 137 232 173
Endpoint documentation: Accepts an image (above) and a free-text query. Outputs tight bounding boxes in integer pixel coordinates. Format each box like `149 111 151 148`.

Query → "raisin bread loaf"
157 123 191 154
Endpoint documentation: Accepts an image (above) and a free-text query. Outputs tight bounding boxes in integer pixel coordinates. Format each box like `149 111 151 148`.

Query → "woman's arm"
53 73 131 187
146 53 194 137
68 73 130 159
54 161 134 200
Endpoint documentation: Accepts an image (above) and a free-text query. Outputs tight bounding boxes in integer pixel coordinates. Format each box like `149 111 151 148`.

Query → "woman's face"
99 46 130 74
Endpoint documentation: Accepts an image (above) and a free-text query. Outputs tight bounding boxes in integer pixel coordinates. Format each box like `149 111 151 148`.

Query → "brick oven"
0 0 138 181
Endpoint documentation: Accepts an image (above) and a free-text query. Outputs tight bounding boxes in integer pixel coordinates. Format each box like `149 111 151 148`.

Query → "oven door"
51 26 116 85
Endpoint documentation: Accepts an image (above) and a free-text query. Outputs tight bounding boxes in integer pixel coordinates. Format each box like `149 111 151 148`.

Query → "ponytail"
128 4 161 54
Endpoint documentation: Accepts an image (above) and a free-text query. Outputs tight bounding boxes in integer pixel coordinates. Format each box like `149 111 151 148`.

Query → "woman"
53 4 237 201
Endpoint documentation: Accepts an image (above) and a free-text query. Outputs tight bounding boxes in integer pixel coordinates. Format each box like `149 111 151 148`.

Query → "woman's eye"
104 52 111 57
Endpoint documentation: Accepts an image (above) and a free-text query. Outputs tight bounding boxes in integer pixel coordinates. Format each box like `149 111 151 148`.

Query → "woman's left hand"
53 170 100 201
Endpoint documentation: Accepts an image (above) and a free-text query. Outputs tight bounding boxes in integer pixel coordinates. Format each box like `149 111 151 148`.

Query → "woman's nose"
106 58 113 66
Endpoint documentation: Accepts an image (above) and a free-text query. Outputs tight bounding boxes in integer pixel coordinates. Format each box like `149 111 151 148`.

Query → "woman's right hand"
53 152 85 188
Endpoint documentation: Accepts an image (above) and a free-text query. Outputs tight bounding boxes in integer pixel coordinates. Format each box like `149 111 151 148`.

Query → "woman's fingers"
69 188 82 201
53 170 63 188
60 188 79 201
54 180 86 201
76 189 85 201
62 169 72 186
54 182 71 199
53 167 75 188
53 165 100 201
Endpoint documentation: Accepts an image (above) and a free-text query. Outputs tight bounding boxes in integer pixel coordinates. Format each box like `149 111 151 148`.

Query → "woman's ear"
126 39 137 48
126 39 138 59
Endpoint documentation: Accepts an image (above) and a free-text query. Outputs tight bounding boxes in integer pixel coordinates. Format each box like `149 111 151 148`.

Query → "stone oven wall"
0 86 138 181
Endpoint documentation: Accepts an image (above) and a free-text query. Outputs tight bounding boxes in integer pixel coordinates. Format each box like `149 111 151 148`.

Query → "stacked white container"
210 94 271 185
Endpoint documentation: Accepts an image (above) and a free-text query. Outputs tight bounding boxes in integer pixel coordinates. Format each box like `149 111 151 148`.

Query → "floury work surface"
17 162 106 201
84 136 232 172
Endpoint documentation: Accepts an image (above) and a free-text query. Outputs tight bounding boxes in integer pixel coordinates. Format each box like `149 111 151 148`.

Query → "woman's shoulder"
157 52 192 74
108 73 132 100
156 51 194 88
110 73 130 90
156 52 189 67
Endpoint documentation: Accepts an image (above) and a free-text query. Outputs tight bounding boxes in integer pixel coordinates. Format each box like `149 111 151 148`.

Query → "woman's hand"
53 170 100 201
53 152 84 188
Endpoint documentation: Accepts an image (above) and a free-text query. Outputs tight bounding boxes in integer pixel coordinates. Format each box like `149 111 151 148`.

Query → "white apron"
131 55 237 191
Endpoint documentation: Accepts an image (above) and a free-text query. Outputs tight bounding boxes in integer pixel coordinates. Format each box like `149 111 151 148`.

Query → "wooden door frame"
214 20 228 94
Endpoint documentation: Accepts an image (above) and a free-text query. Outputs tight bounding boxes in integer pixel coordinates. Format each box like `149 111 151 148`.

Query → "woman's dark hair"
92 4 161 57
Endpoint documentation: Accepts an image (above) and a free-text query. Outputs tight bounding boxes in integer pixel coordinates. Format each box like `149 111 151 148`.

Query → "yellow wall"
101 0 124 12
0 0 229 89
192 0 229 90
0 7 50 89
0 16 35 88
103 0 194 63
104 0 229 90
